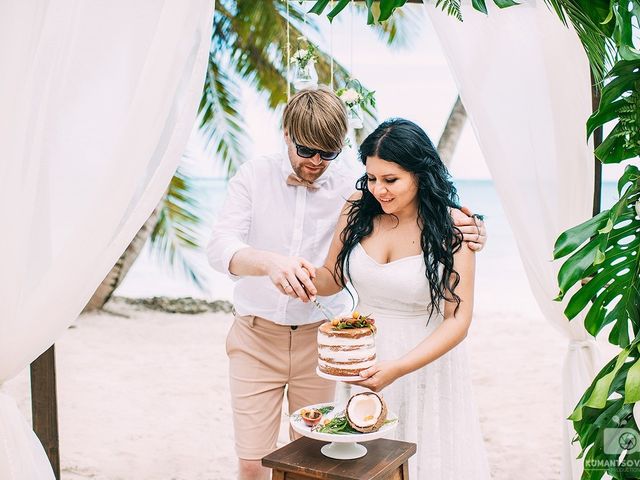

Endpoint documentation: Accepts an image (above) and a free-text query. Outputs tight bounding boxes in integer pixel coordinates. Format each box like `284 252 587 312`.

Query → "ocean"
115 179 619 303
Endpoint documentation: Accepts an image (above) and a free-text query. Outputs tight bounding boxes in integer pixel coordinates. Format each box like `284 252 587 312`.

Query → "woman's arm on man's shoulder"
451 206 487 252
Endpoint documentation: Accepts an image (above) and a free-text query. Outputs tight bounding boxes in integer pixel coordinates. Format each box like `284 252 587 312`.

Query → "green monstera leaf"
569 338 640 479
310 0 408 23
587 60 640 164
554 165 640 348
308 0 517 24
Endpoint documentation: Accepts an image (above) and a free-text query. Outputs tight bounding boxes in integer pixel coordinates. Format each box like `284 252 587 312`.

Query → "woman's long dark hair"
335 118 463 317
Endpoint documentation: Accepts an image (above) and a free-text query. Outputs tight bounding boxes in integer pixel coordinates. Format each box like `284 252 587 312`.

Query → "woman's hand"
353 360 404 393
451 206 487 252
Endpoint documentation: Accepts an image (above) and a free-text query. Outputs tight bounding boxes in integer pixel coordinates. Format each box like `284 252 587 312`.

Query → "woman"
311 118 491 479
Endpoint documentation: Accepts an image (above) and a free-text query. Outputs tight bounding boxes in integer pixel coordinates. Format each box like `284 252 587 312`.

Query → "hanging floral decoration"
336 79 376 129
291 36 319 91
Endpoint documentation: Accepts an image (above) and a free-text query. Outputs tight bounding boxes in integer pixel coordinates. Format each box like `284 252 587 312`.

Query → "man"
207 86 487 480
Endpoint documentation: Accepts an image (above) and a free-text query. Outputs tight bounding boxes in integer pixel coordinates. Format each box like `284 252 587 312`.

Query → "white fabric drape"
0 1 213 478
424 1 600 478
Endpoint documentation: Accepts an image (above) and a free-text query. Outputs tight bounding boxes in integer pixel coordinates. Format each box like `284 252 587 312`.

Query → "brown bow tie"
286 173 320 190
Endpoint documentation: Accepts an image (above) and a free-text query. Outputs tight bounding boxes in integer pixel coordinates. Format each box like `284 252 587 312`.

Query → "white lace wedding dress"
349 243 491 479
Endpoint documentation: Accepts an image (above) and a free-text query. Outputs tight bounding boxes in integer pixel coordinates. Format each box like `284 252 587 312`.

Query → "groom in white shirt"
207 86 486 480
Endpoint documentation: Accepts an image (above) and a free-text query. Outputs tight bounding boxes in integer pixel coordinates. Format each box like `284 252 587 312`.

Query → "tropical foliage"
567 336 640 478
309 0 639 478
310 0 517 23
159 0 358 288
133 0 411 292
149 169 210 290
587 60 640 164
550 3 639 477
554 166 639 349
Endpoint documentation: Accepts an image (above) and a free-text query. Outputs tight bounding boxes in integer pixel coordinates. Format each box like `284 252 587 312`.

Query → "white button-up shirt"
207 151 360 325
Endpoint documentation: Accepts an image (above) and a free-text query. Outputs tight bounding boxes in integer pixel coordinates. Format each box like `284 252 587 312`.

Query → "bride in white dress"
311 118 491 479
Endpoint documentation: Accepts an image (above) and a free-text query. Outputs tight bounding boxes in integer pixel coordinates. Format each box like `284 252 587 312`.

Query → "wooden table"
262 436 417 480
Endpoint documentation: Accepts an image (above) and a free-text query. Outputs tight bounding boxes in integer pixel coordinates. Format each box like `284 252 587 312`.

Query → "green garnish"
313 415 398 434
332 313 376 331
316 405 335 415
314 415 360 434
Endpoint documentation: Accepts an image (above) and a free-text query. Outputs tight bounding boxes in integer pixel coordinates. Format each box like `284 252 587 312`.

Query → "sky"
192 3 627 182
238 5 491 179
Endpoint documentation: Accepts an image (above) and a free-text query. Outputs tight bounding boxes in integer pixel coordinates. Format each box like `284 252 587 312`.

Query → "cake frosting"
317 313 376 377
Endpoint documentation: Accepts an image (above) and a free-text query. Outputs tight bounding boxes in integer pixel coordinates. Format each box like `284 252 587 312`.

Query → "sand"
0 252 619 479
0 300 588 480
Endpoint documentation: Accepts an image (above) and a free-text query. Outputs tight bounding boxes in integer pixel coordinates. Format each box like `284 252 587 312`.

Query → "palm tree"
84 0 422 312
437 95 466 168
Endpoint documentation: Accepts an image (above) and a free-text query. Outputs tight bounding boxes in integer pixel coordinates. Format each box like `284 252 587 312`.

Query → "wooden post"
30 345 61 480
591 72 602 217
591 71 603 217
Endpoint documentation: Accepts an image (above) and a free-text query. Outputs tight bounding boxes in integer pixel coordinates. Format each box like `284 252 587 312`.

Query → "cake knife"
301 285 335 321
312 298 335 322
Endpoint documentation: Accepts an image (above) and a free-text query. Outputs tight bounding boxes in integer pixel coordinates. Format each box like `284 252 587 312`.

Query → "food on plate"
345 391 388 433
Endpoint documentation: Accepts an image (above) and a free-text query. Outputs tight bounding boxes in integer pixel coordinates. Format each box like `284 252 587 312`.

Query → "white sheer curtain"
0 1 213 478
424 1 600 478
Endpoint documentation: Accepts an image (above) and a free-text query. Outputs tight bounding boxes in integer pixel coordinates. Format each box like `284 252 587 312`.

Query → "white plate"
316 367 364 383
290 402 398 444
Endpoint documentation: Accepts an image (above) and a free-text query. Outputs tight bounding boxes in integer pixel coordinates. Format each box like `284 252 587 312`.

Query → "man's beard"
293 162 326 182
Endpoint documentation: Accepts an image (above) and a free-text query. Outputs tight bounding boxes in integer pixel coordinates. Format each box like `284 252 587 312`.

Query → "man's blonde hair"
282 85 348 152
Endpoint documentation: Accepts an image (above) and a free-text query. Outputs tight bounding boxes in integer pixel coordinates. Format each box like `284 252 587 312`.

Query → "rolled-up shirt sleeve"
207 161 253 280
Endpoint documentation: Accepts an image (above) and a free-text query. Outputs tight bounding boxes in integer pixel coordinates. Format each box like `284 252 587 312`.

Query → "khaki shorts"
226 314 335 460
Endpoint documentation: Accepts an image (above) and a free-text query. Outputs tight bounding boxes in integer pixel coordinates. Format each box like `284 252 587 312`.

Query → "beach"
0 181 620 479
1 291 586 480
1 1 630 477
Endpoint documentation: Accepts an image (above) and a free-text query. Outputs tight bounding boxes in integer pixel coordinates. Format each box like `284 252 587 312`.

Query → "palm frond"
150 169 210 290
215 0 379 128
170 0 426 292
215 0 312 109
435 0 463 21
543 0 615 86
199 59 245 176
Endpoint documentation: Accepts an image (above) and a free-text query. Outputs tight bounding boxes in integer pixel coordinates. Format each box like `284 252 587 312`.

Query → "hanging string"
286 0 291 100
350 2 354 76
330 1 334 90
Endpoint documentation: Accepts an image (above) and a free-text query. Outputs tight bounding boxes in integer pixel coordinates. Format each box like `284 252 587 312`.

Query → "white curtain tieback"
568 338 597 351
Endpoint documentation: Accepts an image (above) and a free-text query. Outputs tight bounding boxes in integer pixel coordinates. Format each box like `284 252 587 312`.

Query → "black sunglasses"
292 138 341 161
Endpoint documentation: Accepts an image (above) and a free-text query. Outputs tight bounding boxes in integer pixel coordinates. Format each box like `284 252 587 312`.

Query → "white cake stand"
290 368 397 460
315 367 361 411
290 402 398 460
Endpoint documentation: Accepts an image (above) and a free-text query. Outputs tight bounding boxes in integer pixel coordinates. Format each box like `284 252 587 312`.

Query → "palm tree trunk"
82 202 163 313
437 95 467 168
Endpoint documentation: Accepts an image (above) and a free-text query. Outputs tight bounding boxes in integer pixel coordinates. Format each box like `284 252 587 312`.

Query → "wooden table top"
262 436 417 480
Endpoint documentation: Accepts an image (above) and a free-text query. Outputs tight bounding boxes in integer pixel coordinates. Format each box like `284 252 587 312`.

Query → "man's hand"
265 253 317 302
451 206 487 252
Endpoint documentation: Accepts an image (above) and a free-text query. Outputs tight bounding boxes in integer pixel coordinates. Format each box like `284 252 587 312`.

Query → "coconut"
345 392 387 433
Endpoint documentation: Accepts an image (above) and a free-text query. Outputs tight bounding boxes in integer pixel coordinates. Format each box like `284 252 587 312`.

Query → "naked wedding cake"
317 312 376 377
